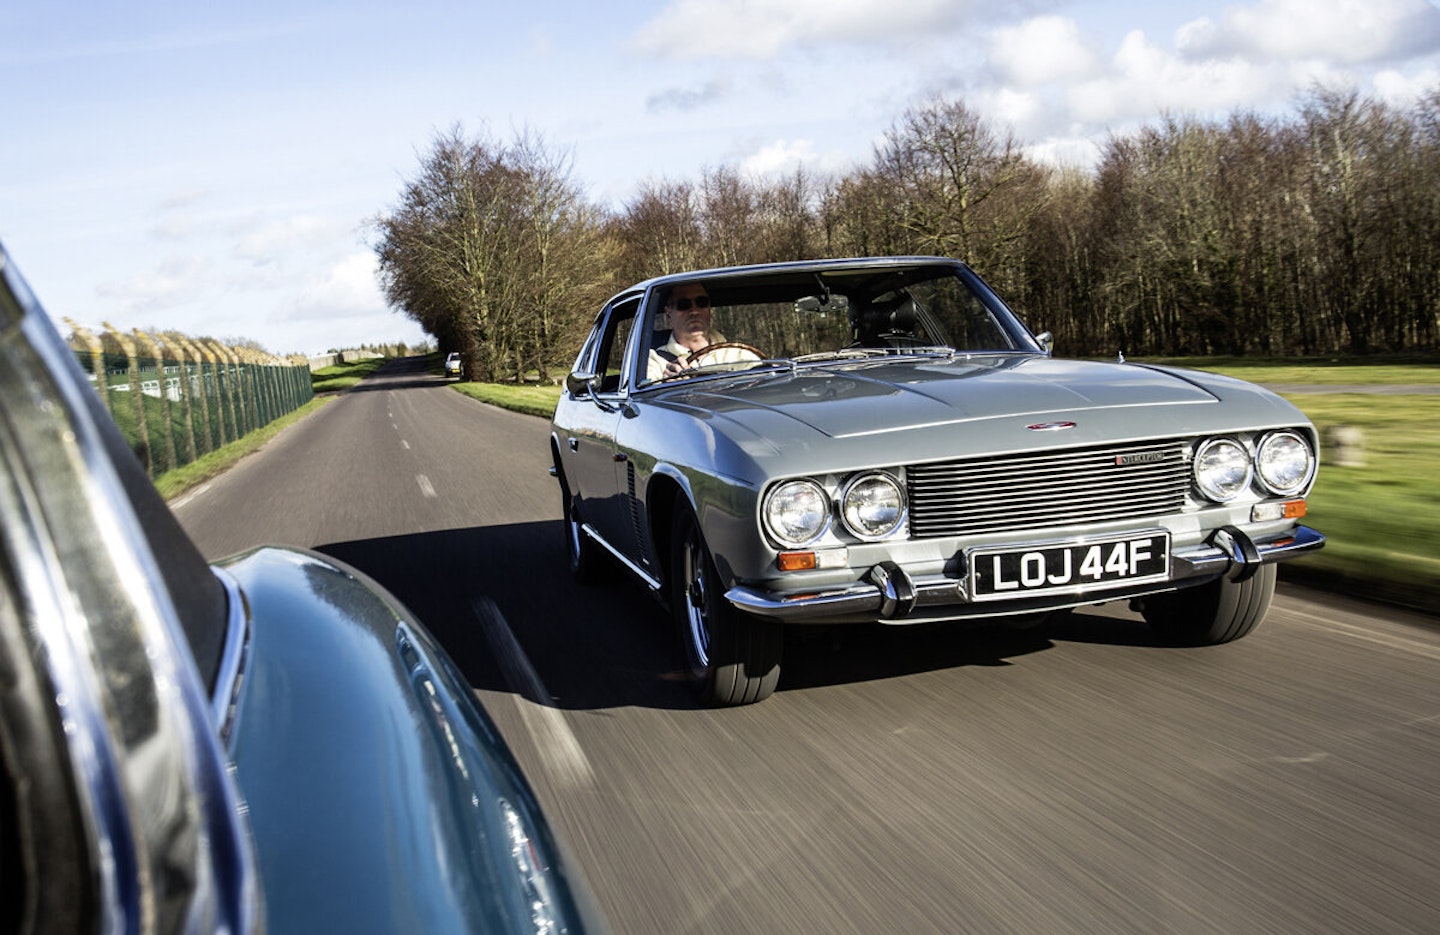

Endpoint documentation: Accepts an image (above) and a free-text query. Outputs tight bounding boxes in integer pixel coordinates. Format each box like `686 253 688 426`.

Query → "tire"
561 480 602 585
1141 564 1276 645
670 505 782 705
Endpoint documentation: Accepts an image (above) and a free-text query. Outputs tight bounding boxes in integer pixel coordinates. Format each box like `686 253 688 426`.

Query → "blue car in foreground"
0 244 605 933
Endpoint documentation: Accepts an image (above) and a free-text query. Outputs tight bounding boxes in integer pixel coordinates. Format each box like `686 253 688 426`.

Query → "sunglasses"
670 295 711 311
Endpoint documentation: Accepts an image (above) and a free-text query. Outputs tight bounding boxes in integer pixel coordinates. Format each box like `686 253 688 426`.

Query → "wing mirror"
566 370 599 397
566 371 619 412
1035 331 1054 357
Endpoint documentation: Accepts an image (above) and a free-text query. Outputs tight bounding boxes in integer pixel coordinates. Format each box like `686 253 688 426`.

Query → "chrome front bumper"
726 524 1326 624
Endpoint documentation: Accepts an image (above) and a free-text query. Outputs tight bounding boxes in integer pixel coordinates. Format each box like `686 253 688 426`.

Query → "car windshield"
639 262 1033 384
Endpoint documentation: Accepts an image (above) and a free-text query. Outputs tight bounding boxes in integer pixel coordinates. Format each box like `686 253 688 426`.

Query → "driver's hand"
664 357 691 377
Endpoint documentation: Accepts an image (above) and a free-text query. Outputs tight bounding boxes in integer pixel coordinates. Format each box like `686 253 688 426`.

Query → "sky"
4 1 1439 357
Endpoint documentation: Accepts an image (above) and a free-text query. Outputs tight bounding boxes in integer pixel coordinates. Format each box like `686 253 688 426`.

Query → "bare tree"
374 126 609 381
872 97 1039 276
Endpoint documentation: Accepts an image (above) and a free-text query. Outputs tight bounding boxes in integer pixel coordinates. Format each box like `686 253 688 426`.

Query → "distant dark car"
0 245 604 933
550 257 1324 706
446 351 463 377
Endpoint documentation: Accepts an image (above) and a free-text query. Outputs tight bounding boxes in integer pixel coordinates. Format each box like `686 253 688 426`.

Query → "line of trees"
373 85 1439 379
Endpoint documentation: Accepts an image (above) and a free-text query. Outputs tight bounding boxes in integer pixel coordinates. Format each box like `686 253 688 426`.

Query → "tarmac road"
176 357 1440 934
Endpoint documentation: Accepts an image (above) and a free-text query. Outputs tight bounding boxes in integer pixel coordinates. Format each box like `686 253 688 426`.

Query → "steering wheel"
684 342 765 366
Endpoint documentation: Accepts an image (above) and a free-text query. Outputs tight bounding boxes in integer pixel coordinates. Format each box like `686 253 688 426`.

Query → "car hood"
644 355 1308 466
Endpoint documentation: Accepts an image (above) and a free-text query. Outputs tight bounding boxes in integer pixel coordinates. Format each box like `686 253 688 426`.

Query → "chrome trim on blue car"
210 566 252 741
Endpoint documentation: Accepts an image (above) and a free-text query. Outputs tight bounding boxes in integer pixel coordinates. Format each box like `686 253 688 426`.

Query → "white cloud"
631 0 972 60
1373 65 1440 103
1176 0 1440 66
1067 29 1281 125
292 251 385 320
1024 136 1105 171
233 215 340 264
735 137 858 178
96 254 212 316
989 16 1102 87
984 87 1045 131
739 139 815 176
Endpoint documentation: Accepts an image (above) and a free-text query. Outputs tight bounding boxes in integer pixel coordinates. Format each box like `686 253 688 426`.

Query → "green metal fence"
66 321 314 479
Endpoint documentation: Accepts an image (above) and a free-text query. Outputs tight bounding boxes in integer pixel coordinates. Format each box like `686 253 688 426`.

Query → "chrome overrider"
726 524 1327 623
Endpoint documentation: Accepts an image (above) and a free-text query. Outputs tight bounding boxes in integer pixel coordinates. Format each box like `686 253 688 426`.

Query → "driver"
646 282 761 380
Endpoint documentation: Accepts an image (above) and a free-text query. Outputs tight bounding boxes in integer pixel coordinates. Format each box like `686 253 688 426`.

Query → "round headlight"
1194 438 1252 502
840 473 906 540
764 480 831 547
1255 431 1315 496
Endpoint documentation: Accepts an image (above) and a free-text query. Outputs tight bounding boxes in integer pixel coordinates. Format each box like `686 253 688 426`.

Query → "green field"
450 380 563 418
1145 355 1440 386
1259 390 1439 611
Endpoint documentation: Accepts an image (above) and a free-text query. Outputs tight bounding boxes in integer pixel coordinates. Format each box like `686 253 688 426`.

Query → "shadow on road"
319 520 1169 710
318 521 689 710
340 376 453 392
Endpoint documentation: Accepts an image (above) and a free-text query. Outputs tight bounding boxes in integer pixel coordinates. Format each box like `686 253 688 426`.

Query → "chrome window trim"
210 566 253 744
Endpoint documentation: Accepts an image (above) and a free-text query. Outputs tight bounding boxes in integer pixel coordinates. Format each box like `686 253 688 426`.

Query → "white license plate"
968 532 1170 601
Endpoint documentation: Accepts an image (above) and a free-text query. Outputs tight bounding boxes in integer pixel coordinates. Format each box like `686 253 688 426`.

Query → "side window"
591 296 640 393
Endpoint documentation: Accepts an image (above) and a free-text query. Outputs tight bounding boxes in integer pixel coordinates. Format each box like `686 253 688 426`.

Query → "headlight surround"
839 472 907 541
1194 437 1252 502
763 479 831 547
1255 431 1315 496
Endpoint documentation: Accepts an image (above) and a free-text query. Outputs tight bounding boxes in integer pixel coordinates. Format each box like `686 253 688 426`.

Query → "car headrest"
853 295 918 335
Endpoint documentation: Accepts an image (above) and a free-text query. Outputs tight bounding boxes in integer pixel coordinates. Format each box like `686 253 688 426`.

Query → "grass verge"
451 381 563 418
154 396 333 499
311 358 387 392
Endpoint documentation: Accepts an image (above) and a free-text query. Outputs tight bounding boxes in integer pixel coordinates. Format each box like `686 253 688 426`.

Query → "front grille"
906 439 1191 538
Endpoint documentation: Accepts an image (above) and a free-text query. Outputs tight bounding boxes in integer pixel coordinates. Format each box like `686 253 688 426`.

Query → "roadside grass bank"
154 396 332 499
311 357 386 392
451 381 564 418
159 357 390 497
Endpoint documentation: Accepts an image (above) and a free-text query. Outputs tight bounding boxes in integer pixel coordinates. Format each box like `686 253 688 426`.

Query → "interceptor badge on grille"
1025 421 1076 431
1115 451 1166 466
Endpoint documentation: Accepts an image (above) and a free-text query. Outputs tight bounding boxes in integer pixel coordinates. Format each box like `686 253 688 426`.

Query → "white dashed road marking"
416 474 436 498
171 483 212 509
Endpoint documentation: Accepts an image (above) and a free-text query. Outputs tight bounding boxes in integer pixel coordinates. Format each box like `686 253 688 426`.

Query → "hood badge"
1026 421 1076 432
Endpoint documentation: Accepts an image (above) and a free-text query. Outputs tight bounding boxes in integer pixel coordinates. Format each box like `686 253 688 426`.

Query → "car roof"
624 255 963 295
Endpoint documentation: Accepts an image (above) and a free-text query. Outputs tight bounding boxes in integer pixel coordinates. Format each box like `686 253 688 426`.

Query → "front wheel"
671 505 781 705
561 480 602 585
1141 564 1276 645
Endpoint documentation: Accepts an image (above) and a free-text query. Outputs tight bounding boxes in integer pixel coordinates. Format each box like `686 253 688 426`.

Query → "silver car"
550 257 1324 706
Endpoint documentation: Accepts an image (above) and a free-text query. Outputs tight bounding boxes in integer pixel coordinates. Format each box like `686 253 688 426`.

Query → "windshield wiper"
792 348 890 363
